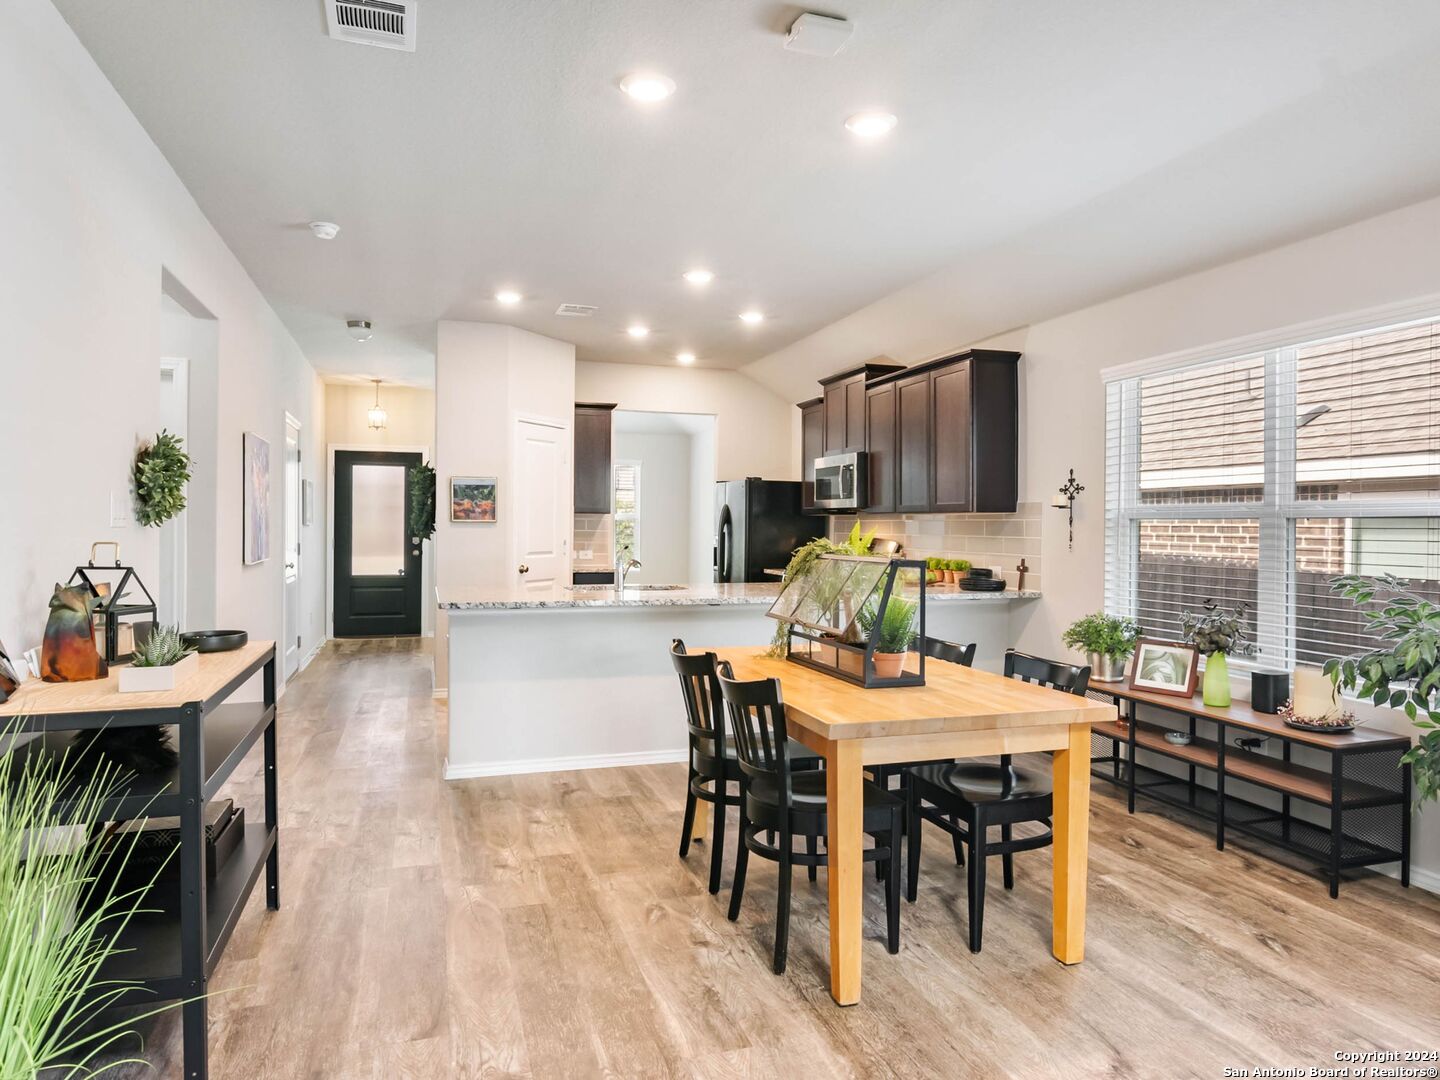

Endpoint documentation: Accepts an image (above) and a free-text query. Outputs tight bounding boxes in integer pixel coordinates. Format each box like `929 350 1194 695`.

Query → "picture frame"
242 431 271 565
1128 638 1200 698
450 476 497 523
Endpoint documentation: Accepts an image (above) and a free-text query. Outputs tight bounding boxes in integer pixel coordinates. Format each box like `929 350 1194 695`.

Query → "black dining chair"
904 649 1091 952
671 640 820 895
716 660 902 975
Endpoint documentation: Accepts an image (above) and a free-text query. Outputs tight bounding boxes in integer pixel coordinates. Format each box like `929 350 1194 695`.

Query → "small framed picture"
450 476 497 523
1128 639 1200 698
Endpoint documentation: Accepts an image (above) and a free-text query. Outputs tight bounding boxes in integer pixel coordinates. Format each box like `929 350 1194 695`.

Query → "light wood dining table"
703 646 1116 1006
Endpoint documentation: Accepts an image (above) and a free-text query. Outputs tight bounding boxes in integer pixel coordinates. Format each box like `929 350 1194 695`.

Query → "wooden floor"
103 638 1440 1079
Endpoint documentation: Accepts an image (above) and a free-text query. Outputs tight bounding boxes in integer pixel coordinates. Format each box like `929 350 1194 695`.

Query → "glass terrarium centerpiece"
767 555 927 688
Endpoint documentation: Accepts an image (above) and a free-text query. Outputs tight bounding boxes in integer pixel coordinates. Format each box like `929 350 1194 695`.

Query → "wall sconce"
366 379 388 430
1051 468 1084 550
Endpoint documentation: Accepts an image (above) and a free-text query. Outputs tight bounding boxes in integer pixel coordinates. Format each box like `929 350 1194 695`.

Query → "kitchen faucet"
616 553 641 589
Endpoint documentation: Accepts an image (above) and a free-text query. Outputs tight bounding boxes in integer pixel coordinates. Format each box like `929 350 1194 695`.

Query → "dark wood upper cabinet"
799 398 824 512
573 402 616 514
797 351 1018 515
864 383 896 513
895 372 932 513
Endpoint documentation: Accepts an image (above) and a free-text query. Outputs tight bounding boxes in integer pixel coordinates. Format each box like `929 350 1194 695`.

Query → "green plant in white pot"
1324 574 1440 805
119 625 197 694
1181 600 1253 708
870 597 919 679
1061 612 1139 683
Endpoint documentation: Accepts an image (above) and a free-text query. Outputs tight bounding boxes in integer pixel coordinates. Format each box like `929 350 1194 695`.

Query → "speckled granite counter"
437 582 1040 611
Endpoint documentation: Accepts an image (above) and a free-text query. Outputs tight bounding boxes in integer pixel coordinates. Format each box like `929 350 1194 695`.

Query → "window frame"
1105 313 1440 672
613 458 642 561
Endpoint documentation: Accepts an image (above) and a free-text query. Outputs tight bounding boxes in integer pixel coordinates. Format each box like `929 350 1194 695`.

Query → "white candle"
1292 668 1339 719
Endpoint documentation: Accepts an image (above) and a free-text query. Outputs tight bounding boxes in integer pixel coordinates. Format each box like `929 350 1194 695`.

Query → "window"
1106 315 1440 671
613 460 640 559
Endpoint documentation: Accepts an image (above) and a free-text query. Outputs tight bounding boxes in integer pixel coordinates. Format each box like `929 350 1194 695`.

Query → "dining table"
703 646 1116 1006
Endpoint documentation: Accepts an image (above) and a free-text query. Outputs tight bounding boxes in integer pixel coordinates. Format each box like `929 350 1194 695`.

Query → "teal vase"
1202 651 1230 707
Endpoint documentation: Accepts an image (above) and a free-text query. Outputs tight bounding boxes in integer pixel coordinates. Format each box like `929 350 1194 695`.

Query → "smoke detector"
555 304 598 317
784 13 854 57
326 0 417 52
309 221 340 240
347 320 373 342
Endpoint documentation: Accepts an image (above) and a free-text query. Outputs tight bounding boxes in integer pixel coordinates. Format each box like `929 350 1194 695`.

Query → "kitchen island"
438 581 1040 779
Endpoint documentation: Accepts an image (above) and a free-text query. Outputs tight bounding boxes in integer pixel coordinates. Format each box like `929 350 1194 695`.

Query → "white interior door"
283 415 302 676
512 417 570 591
158 358 189 628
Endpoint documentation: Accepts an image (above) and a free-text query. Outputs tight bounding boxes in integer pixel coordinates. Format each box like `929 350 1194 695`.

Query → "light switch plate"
109 491 130 528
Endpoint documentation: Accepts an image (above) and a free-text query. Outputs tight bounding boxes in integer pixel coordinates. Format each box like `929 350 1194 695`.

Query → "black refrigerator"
714 479 820 583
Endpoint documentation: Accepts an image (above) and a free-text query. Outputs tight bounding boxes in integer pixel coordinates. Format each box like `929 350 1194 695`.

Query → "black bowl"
181 630 248 654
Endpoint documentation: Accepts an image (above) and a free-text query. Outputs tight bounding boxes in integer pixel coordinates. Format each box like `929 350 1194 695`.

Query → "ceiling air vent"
326 0 417 52
555 304 598 317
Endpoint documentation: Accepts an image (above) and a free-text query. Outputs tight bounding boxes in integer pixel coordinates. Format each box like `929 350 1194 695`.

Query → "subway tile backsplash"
573 514 614 571
828 503 1043 593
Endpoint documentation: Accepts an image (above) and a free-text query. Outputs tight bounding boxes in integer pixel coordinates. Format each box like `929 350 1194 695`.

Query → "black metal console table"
1087 682 1410 898
0 641 279 1080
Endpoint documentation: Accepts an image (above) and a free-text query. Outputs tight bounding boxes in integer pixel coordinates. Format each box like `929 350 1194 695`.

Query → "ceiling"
54 1 1440 388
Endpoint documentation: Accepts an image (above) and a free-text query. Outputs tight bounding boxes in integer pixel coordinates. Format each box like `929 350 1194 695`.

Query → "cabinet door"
896 372 931 512
930 361 972 512
800 402 824 512
823 383 846 453
864 383 896 512
844 377 866 452
573 406 613 514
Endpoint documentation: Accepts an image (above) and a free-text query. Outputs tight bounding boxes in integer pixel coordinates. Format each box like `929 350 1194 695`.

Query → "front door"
513 418 570 591
334 449 422 636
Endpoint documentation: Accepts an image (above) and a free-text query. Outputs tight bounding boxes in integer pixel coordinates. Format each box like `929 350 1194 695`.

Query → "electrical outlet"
109 491 130 528
577 548 593 560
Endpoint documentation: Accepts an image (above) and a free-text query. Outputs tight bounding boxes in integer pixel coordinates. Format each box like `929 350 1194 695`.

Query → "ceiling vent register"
326 0 417 52
555 304 598 317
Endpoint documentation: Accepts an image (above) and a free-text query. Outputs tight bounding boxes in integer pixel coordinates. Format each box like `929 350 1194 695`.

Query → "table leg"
1052 723 1091 965
825 739 864 1005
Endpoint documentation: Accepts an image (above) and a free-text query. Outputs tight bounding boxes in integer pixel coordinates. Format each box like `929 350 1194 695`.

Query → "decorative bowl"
181 630 248 654
1277 700 1357 734
1163 731 1192 746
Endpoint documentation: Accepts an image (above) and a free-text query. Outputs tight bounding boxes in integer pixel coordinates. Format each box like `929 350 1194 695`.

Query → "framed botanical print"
1128 638 1200 698
450 477 497 523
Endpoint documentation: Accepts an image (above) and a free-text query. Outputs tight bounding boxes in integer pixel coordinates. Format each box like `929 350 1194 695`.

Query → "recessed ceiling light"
346 319 373 342
309 221 340 240
627 324 651 339
682 269 714 286
619 73 676 103
495 289 522 305
739 310 765 325
845 111 898 138
676 352 696 365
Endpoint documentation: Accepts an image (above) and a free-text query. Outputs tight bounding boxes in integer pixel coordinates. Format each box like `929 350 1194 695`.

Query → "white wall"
0 0 326 685
689 423 718 583
575 362 795 482
613 431 690 585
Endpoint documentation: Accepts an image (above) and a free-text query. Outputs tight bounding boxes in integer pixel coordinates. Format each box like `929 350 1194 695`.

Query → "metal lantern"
68 542 157 664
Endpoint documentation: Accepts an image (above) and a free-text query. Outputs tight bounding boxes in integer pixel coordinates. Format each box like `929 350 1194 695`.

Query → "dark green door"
333 450 422 637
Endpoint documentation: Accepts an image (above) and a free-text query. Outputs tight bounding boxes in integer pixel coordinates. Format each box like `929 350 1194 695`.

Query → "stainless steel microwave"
813 452 867 510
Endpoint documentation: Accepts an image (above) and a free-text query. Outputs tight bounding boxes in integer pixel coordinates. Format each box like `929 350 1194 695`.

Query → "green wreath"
134 430 193 527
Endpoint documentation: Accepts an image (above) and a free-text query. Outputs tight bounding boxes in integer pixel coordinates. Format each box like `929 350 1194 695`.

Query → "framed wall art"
450 476 497 523
243 431 271 564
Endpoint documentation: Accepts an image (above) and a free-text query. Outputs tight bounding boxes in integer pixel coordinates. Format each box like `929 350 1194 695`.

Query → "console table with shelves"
0 640 279 1080
1086 682 1411 897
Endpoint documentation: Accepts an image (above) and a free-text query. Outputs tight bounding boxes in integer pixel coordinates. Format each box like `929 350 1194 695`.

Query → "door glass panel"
351 464 405 576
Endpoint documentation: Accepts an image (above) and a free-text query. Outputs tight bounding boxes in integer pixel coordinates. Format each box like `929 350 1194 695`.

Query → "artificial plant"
1180 599 1254 656
766 523 877 656
1324 573 1440 804
871 597 919 654
130 625 195 669
409 461 436 541
1062 612 1141 659
133 430 192 528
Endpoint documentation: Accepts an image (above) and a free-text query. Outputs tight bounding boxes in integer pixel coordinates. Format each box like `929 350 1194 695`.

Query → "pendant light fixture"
366 379 388 430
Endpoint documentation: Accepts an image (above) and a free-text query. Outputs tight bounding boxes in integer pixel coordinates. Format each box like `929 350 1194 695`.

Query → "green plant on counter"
872 597 918 654
131 625 194 669
0 721 181 1075
1062 612 1141 660
133 430 192 528
409 461 436 541
1325 573 1440 805
766 523 878 656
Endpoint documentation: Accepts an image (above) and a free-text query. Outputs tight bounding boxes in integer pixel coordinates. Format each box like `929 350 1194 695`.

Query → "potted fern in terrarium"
118 624 198 693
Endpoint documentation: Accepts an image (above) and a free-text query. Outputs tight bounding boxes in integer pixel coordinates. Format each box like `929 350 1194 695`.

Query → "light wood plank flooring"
103 639 1440 1078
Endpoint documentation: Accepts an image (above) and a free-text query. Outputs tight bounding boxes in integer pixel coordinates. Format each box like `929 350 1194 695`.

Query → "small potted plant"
119 625 199 693
1181 600 1253 707
870 597 919 678
944 559 959 584
925 557 940 584
1061 612 1140 683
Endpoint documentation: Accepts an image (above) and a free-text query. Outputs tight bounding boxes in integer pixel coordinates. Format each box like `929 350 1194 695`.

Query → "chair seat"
908 758 1053 805
745 770 899 830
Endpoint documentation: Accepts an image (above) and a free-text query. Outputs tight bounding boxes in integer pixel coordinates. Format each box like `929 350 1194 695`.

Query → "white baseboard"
299 640 325 672
443 748 687 780
1378 861 1440 896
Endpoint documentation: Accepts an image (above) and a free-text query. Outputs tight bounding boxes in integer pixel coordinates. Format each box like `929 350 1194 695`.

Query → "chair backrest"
919 637 977 667
670 639 726 756
716 660 795 805
1004 649 1091 696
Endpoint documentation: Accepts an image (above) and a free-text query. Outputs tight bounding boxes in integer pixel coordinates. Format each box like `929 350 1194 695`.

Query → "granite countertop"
437 582 1041 611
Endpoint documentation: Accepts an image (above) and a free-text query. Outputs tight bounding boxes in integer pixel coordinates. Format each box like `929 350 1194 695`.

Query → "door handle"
518 564 530 574
398 567 405 576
